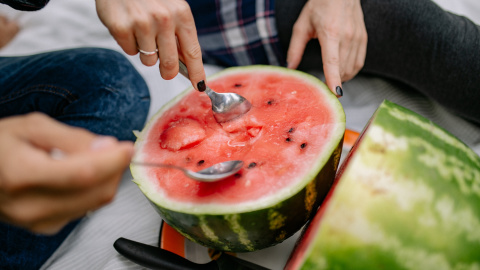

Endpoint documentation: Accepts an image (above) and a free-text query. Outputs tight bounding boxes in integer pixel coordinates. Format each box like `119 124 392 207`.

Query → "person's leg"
0 48 150 270
275 0 480 124
361 0 480 124
0 222 80 270
0 47 150 140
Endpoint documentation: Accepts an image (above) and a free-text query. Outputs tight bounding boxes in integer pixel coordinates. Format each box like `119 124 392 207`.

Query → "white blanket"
1 0 479 269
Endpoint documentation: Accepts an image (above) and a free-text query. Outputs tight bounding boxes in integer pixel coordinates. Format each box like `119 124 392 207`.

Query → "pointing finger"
319 36 343 97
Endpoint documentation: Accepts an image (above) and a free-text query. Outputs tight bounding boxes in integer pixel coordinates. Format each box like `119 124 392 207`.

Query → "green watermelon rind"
295 100 480 269
131 65 345 215
152 142 342 252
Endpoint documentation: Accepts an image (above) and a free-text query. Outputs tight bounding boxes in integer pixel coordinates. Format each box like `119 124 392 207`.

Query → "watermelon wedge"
285 100 480 269
131 66 345 252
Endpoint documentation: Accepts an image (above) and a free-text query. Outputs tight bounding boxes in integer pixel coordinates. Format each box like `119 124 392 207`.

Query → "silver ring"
138 48 158 56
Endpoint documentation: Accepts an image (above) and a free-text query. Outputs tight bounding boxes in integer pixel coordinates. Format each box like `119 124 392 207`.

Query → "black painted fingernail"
197 80 206 92
336 86 343 97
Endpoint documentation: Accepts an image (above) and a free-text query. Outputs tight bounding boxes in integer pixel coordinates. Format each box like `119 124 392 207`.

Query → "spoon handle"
178 60 215 97
178 60 190 80
131 161 187 173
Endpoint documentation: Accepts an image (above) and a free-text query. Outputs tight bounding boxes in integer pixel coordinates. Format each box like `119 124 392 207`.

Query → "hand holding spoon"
51 148 243 183
178 60 252 123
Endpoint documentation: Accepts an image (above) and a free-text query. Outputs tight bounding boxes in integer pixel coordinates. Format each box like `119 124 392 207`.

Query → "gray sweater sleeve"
275 0 480 125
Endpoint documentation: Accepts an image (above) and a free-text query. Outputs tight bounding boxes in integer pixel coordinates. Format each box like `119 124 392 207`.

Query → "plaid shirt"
2 0 284 66
187 0 285 67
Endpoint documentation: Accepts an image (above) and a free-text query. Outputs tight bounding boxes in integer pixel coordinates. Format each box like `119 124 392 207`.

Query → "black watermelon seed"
286 138 292 142
234 173 242 178
288 127 294 133
234 83 243 87
197 160 205 166
300 143 307 149
248 162 257 168
267 100 274 105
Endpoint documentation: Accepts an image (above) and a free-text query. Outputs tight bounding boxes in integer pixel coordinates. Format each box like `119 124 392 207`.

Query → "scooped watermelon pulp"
131 66 345 252
285 100 480 269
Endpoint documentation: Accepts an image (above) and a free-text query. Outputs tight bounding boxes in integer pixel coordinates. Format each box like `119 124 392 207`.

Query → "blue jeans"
0 48 151 269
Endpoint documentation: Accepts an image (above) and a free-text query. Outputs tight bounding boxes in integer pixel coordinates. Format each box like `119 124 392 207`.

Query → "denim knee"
54 48 151 141
0 48 150 141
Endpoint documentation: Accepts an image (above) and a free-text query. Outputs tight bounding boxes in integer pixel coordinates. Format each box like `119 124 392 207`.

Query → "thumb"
35 138 134 190
19 113 103 153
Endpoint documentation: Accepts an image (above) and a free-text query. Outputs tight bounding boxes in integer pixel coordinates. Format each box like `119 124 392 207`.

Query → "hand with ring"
95 0 206 91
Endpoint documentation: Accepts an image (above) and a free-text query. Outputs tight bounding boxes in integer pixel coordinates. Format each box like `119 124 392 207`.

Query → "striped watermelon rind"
152 146 341 252
287 100 480 269
131 65 345 252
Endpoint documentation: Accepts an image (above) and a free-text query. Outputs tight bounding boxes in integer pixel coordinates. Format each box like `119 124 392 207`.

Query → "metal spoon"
178 60 252 123
131 160 243 182
51 148 241 182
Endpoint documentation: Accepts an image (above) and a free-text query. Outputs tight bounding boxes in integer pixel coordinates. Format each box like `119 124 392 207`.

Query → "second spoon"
131 160 244 182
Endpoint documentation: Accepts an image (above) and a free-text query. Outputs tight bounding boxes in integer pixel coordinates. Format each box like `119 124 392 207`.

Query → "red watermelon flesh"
140 72 338 205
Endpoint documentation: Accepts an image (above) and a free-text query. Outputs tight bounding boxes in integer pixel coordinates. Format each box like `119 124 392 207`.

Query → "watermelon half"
285 100 480 269
131 66 345 252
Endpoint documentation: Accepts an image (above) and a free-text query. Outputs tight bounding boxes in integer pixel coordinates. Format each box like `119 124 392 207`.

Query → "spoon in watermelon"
131 160 244 182
50 148 243 182
178 60 252 123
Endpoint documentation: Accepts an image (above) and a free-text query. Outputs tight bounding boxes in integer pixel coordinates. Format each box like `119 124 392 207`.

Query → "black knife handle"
114 237 218 270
